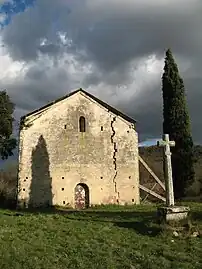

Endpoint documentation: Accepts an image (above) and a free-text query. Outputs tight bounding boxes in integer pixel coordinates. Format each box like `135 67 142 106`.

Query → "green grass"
0 203 202 269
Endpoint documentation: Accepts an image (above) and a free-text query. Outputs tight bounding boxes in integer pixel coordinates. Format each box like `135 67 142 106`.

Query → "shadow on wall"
29 135 53 207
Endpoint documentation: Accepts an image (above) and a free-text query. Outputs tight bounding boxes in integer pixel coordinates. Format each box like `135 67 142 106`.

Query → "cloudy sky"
0 0 202 145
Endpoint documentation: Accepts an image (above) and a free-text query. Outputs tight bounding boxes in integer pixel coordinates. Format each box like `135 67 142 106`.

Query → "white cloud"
95 55 164 107
0 37 27 81
0 28 163 122
0 13 6 25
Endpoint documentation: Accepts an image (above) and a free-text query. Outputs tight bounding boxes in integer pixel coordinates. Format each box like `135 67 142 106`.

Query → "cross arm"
157 134 175 148
157 140 166 147
157 140 175 147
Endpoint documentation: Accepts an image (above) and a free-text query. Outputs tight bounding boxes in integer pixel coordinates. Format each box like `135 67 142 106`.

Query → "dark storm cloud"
116 79 163 142
1 0 202 143
2 0 202 68
184 78 202 144
7 66 71 112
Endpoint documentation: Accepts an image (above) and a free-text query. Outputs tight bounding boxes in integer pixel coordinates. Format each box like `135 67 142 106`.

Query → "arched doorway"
74 183 89 209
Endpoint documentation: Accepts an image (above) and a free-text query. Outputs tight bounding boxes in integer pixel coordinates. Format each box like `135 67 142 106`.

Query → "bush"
0 161 18 208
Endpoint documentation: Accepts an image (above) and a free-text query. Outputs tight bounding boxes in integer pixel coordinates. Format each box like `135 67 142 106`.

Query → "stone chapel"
17 88 140 209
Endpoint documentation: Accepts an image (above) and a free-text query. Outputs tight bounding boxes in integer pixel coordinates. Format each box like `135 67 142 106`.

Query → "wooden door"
75 184 86 209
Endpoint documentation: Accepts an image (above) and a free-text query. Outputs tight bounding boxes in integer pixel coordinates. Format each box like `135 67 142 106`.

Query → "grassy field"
0 203 202 269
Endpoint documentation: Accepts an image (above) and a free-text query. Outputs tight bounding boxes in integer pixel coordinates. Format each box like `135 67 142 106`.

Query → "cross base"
157 206 190 224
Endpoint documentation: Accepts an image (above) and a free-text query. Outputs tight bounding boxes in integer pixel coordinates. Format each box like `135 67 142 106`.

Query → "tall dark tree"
0 90 17 160
162 49 195 199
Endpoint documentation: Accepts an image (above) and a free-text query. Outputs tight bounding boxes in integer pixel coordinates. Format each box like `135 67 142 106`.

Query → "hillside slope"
139 145 202 200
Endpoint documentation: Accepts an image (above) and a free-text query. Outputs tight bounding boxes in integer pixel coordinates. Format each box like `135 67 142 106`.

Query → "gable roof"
21 88 136 124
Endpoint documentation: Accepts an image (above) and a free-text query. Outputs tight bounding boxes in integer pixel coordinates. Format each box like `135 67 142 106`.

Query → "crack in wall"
110 116 119 202
112 143 117 182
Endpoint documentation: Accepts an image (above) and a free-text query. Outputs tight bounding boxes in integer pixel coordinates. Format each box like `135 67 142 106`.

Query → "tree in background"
0 90 17 160
162 49 195 199
0 160 18 208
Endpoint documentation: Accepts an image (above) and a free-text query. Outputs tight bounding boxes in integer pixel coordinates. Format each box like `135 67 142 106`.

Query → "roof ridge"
21 88 136 124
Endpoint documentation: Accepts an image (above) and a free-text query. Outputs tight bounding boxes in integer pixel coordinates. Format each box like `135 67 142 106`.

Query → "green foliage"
0 161 18 208
0 90 17 160
162 49 195 199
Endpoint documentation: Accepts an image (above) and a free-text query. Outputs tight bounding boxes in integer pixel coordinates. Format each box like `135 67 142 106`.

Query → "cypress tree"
0 90 17 160
162 49 195 199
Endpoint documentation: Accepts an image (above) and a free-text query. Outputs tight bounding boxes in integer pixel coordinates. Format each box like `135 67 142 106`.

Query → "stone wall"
17 91 139 208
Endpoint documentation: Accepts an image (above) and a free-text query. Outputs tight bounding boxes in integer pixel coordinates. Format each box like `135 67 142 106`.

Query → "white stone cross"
157 134 175 206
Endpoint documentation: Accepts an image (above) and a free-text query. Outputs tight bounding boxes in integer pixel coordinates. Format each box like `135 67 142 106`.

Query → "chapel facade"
17 89 140 208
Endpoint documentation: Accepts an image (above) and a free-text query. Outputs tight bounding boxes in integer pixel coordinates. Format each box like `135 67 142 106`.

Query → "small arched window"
79 116 86 132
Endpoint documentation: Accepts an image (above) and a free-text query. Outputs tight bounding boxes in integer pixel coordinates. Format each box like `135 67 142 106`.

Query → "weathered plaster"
17 91 139 208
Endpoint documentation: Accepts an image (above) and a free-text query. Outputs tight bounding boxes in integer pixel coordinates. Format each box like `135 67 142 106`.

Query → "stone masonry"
17 89 140 208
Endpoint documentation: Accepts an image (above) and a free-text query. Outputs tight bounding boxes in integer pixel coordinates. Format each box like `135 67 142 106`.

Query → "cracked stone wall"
17 91 139 208
111 117 119 201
